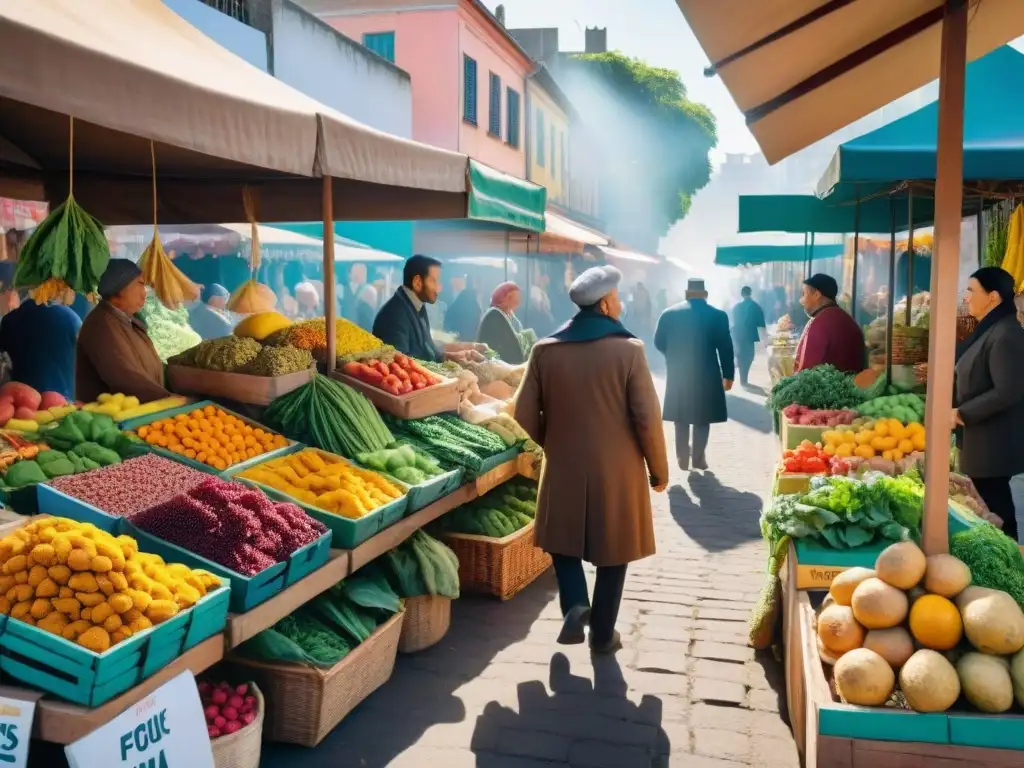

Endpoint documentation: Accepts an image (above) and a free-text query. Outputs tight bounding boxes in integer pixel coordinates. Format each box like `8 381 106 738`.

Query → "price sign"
65 672 213 768
0 696 35 768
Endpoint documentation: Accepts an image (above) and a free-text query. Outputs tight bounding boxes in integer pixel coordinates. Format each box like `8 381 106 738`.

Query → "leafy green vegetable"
766 364 866 411
950 523 1024 610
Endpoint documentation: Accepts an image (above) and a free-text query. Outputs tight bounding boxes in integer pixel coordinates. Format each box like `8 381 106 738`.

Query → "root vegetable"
228 695 244 709
222 706 238 721
204 705 219 722
207 726 221 739
213 716 226 729
211 689 228 706
241 712 256 726
223 721 242 735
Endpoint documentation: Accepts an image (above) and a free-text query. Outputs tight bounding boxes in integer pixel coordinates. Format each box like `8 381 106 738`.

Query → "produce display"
263 375 393 459
200 679 259 739
138 232 200 309
444 479 537 537
49 454 211 518
138 294 203 362
761 472 923 551
950 524 1024 611
239 572 401 668
377 530 460 599
14 196 110 302
384 414 509 475
169 336 314 377
948 473 1001 527
134 405 288 471
816 540 1024 715
0 430 42 472
781 405 858 427
767 365 865 412
233 311 293 341
781 441 830 475
266 317 383 359
356 444 446 486
238 448 404 518
0 517 221 650
341 352 445 396
821 418 927 463
80 392 188 422
0 382 74 429
130 477 327 576
857 393 926 425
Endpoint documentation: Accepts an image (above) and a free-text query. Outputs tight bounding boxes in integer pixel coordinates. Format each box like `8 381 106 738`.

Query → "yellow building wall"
527 82 569 206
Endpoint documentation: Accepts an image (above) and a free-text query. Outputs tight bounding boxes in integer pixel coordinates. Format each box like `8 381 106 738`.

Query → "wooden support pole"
922 0 968 556
323 176 337 372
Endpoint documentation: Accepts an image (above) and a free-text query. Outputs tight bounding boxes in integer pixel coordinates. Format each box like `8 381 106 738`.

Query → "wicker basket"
226 610 404 747
211 683 264 768
890 325 928 365
398 595 451 653
443 521 552 600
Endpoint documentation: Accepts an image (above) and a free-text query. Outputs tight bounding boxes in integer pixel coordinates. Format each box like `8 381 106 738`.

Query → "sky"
481 0 760 161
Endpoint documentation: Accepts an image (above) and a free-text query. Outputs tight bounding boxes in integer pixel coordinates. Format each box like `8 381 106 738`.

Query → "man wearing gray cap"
76 259 171 403
515 265 669 654
654 278 734 470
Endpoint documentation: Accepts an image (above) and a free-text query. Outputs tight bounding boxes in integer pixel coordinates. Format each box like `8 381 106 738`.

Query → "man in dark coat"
731 285 766 387
372 255 445 362
654 278 734 471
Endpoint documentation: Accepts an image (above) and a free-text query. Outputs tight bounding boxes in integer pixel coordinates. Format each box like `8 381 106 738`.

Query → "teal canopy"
738 194 937 235
715 240 845 268
467 159 546 232
818 46 1024 203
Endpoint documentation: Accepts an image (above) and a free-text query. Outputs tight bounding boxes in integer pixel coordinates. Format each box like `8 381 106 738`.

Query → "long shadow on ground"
261 571 557 767
725 392 772 434
668 471 764 552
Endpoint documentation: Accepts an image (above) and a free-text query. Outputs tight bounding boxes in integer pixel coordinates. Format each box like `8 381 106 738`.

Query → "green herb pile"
950 523 1024 610
761 472 923 551
138 294 202 362
766 365 865 412
376 530 461 598
383 413 508 476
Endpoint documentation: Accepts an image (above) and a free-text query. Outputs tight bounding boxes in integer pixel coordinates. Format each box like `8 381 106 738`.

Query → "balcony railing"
198 0 250 25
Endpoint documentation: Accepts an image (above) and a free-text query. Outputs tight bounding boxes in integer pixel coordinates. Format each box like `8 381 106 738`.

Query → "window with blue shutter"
362 32 395 63
550 126 557 179
536 109 545 167
463 55 477 124
506 88 520 148
488 73 501 137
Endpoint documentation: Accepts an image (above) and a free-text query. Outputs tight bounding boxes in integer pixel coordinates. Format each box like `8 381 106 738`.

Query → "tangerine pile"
135 406 287 471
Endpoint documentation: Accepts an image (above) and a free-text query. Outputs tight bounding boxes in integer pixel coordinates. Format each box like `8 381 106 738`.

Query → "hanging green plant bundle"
14 194 110 303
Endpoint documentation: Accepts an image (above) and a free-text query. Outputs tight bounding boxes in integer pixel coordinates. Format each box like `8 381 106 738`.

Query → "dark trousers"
735 341 755 384
551 554 627 646
971 476 1019 542
675 422 710 465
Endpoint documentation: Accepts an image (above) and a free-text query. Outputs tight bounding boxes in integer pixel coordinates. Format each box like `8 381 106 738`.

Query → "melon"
1011 648 1024 708
957 653 1015 713
955 585 996 612
817 604 865 654
829 567 876 607
900 650 960 713
850 578 908 629
923 554 971 598
833 648 895 706
874 541 927 590
816 635 842 666
959 588 1024 655
908 594 963 651
863 627 914 669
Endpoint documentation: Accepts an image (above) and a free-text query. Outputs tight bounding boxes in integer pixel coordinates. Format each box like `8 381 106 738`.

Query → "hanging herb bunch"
226 187 277 314
14 117 110 303
984 200 1011 268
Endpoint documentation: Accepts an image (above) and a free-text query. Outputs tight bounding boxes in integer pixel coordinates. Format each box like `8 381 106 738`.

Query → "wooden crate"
444 521 551 600
166 366 316 407
330 372 460 419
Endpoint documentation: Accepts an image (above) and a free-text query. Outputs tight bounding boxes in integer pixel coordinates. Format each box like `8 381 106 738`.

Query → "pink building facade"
308 0 533 179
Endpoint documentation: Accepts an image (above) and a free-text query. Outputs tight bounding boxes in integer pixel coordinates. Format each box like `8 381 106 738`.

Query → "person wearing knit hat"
476 281 526 364
794 273 865 374
75 258 171 403
514 263 669 654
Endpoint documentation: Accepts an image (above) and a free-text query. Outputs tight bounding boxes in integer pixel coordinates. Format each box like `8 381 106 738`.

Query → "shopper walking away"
515 265 668 654
731 285 766 387
953 267 1024 542
794 274 865 374
655 278 734 471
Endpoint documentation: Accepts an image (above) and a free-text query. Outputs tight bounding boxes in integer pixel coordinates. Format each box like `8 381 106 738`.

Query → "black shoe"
590 630 622 655
557 605 591 645
677 456 689 471
692 456 709 470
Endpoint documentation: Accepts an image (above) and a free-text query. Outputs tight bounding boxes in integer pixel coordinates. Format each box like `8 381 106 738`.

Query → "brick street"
264 354 800 768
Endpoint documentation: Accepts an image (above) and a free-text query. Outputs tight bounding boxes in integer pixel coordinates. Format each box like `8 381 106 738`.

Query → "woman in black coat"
954 267 1024 542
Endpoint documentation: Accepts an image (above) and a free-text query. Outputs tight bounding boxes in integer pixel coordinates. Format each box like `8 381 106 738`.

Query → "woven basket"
443 521 552 600
211 684 264 768
890 325 928 365
398 595 451 653
226 610 404 747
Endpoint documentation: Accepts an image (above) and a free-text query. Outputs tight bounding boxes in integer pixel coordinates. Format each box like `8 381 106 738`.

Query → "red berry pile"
200 680 258 739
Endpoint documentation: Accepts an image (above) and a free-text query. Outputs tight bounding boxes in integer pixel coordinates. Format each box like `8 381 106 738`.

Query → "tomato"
804 458 827 473
783 458 801 473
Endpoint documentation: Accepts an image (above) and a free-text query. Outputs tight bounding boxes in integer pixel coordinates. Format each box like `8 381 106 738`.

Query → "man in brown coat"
515 265 669 653
76 259 172 403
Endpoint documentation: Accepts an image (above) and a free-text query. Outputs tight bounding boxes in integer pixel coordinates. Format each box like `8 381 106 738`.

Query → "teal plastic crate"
794 539 888 569
285 531 332 585
404 468 464 513
474 446 522 478
119 401 298 477
818 705 949 744
124 521 289 613
36 483 121 534
948 713 1024 750
184 582 231 649
0 484 39 515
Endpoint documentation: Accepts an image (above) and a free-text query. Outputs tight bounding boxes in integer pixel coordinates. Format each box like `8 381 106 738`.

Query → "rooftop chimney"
584 27 607 54
495 4 505 26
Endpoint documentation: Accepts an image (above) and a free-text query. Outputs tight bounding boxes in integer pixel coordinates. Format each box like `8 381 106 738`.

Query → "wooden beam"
922 0 968 555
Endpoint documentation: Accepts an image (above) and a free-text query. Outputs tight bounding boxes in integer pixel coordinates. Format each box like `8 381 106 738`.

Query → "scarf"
955 301 1015 362
549 309 636 343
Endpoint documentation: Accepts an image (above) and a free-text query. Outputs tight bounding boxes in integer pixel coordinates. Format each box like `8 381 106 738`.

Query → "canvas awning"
0 0 543 225
738 194 939 235
818 45 1024 202
598 245 660 265
715 234 844 267
467 160 546 232
545 212 609 247
676 0 1024 164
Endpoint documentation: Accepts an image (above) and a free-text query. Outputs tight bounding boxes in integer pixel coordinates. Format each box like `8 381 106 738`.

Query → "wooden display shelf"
475 458 520 496
0 634 224 745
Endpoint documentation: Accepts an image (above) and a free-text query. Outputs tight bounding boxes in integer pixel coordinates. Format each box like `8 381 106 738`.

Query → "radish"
223 721 243 735
214 716 226 729
204 705 219 722
207 726 221 739
244 695 256 709
240 712 256 726
235 684 249 696
228 695 244 709
211 689 228 706
222 706 238 721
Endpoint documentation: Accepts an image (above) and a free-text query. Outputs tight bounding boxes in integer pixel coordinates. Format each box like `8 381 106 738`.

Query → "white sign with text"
65 672 214 768
0 696 35 768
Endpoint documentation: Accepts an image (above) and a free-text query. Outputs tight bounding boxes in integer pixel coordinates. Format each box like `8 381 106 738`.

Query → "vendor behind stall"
0 291 81 400
477 281 526 364
76 259 172 403
794 274 864 374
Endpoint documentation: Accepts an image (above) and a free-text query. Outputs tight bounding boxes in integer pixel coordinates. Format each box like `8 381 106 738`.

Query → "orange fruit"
909 594 963 650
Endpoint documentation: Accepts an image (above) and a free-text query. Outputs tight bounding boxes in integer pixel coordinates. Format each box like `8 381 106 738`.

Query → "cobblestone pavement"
263 354 799 768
